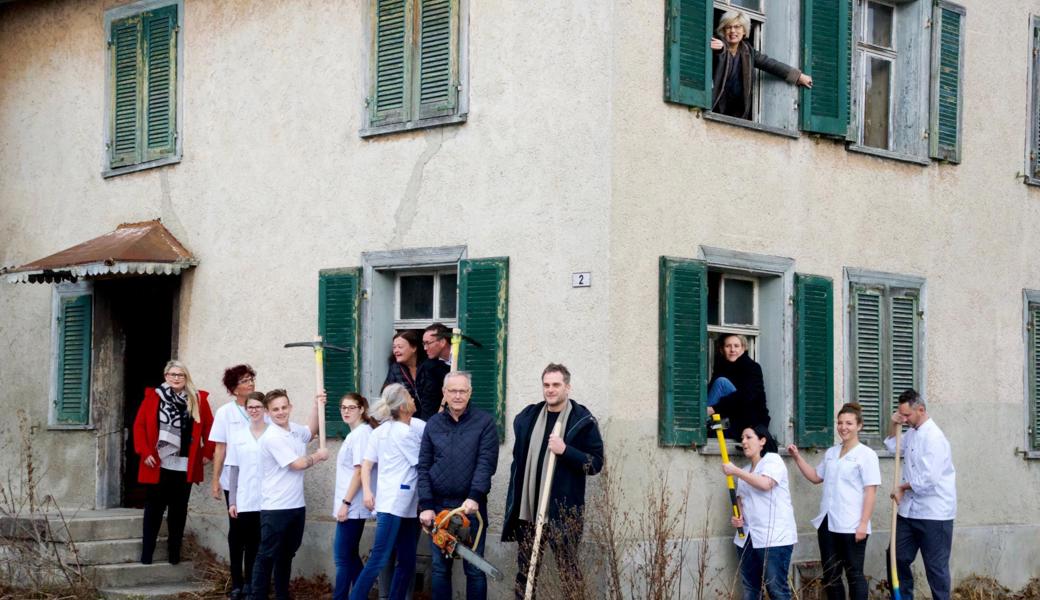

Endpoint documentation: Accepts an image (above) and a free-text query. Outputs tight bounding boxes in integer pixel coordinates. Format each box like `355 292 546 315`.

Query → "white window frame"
393 268 459 330
857 0 897 151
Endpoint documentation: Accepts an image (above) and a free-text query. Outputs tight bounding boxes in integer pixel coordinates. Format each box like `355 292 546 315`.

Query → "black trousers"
817 517 868 600
141 467 192 564
514 520 583 600
236 511 262 592
887 516 953 600
225 490 249 589
250 507 306 600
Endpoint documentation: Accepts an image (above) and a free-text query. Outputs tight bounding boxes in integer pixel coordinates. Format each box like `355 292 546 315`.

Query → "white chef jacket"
812 443 881 534
333 423 376 520
734 453 798 548
363 419 425 518
258 422 312 511
226 427 264 513
884 418 956 520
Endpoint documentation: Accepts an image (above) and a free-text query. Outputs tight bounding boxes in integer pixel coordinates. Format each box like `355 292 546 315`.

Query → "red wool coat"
133 388 214 484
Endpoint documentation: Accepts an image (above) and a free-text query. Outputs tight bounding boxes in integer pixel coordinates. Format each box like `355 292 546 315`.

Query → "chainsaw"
424 506 504 581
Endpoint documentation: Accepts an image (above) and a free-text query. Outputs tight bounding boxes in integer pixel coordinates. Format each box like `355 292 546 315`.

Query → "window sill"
702 111 801 140
360 114 467 139
1023 175 1040 187
847 144 930 166
103 155 181 179
1019 449 1040 460
47 424 96 431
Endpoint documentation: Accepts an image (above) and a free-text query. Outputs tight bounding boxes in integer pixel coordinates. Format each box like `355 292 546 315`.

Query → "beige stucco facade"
2 0 1039 596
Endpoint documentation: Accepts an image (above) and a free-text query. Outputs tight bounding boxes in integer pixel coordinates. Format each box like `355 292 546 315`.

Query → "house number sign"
572 272 591 288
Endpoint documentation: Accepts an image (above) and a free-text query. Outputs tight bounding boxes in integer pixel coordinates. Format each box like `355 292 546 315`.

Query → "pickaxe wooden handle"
890 426 903 600
524 419 564 600
284 336 350 451
711 414 745 539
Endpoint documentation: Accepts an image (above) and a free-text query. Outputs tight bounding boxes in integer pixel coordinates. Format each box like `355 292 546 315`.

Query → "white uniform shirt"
363 419 425 518
225 426 265 513
258 422 312 511
812 443 882 534
884 418 956 520
210 400 252 490
333 423 376 520
735 453 798 549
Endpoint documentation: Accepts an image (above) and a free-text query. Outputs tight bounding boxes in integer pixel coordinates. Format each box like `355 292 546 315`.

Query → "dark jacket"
501 399 604 543
710 352 769 440
417 404 499 512
383 361 419 406
415 359 451 420
712 40 802 119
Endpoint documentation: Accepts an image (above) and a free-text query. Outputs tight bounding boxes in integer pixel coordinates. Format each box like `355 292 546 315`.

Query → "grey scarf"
519 400 572 522
156 383 189 461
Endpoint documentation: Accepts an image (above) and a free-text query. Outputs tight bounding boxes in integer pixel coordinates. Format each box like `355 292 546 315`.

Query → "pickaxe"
449 327 483 373
284 335 350 450
710 414 745 539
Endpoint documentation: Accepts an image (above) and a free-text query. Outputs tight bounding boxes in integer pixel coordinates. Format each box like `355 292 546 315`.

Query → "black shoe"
140 556 153 565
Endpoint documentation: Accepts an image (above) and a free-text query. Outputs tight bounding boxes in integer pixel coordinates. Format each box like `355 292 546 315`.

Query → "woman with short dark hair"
133 360 213 565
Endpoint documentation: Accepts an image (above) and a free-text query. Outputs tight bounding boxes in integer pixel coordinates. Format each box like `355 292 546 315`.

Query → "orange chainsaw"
424 506 503 581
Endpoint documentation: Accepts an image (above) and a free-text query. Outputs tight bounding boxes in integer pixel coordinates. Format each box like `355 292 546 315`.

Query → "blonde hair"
164 360 201 421
371 384 413 423
716 10 751 39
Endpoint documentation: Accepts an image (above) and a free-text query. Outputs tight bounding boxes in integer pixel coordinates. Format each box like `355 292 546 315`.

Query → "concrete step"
90 561 194 589
60 537 168 565
0 509 164 542
98 581 212 600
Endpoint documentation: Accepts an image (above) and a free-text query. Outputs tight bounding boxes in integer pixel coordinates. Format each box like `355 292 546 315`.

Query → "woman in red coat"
133 360 214 564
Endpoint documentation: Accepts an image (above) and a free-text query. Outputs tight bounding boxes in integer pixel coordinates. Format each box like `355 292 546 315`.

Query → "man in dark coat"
502 363 604 600
416 323 452 419
418 371 499 600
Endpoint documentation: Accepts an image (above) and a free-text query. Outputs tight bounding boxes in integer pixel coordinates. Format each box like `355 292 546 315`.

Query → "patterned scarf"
156 383 191 460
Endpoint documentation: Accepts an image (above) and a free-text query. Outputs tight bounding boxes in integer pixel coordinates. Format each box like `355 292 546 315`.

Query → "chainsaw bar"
454 544 504 581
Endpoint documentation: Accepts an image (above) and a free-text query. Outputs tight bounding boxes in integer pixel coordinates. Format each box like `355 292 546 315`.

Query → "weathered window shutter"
143 5 177 161
888 289 919 410
929 2 965 163
319 269 362 438
56 294 93 425
415 0 458 120
458 257 508 440
1029 304 1040 450
664 0 712 108
110 16 143 168
800 0 849 136
795 274 834 447
658 257 707 447
851 285 883 436
1031 22 1040 179
371 0 411 126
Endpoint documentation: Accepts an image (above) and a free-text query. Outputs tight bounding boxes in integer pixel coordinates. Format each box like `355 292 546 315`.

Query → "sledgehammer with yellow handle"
711 414 745 539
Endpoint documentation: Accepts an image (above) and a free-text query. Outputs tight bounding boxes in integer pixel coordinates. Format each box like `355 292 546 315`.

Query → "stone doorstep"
90 561 194 589
98 581 212 600
1 510 165 542
59 537 168 565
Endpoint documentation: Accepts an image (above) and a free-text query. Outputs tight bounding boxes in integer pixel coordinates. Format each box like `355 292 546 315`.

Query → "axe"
710 414 745 539
284 335 350 450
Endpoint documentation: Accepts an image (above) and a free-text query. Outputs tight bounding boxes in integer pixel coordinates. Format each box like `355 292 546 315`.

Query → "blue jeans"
333 519 367 600
708 377 737 407
430 509 488 600
736 538 792 600
348 513 419 600
888 516 953 600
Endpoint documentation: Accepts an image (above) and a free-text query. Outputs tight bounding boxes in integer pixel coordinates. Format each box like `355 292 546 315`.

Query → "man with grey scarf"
501 363 604 600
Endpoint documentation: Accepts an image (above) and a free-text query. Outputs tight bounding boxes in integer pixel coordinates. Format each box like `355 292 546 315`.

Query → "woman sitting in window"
706 334 769 440
711 10 814 120
383 330 427 406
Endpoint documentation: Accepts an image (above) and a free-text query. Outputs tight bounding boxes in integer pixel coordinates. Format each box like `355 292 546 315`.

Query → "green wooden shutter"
800 0 849 136
658 257 707 447
415 0 458 120
929 2 965 163
56 294 93 425
1031 23 1040 178
458 257 509 440
664 0 712 108
888 289 919 411
110 16 143 168
1029 304 1040 450
370 0 411 126
143 5 177 161
851 286 883 436
319 269 362 438
794 274 834 447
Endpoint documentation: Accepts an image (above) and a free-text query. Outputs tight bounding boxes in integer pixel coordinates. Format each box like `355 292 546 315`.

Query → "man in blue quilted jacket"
418 370 499 600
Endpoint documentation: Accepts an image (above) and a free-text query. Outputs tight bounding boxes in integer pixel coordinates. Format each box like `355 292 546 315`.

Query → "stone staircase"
4 508 210 599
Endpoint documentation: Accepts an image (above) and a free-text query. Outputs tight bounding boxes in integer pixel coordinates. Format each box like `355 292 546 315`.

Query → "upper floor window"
395 269 458 330
104 0 182 176
362 0 469 137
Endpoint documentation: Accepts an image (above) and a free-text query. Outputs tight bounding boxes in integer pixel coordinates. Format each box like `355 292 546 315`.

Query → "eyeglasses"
246 405 265 411
165 372 186 379
341 405 360 411
422 340 440 347
723 25 744 32
444 388 470 396
238 376 255 385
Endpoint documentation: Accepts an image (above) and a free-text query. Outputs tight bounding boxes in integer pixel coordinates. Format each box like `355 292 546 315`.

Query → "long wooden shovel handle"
524 419 564 600
314 335 326 451
889 426 902 596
